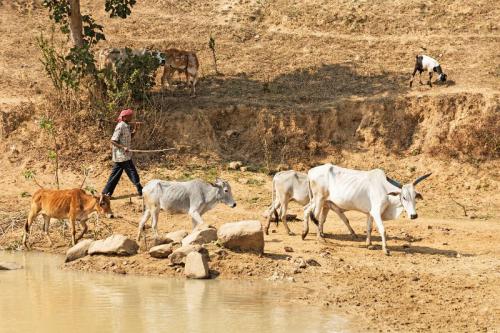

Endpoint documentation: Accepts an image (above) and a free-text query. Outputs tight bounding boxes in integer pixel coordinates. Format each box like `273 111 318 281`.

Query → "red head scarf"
117 109 133 122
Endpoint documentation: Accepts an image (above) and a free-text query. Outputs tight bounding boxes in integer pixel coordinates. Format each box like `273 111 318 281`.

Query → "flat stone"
65 239 93 263
169 244 209 265
181 227 218 247
184 251 209 279
149 244 173 259
217 220 264 253
88 234 139 256
165 230 189 244
153 236 173 246
0 261 23 270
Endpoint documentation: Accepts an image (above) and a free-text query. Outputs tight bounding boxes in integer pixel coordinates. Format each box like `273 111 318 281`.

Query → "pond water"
0 251 349 333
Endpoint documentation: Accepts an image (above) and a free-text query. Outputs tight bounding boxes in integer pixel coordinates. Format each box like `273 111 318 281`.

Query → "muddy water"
0 251 349 333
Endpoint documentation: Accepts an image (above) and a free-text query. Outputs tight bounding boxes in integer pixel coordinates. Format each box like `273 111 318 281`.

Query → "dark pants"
102 160 142 196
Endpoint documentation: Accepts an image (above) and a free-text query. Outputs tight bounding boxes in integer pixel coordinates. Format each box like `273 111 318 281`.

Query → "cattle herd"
97 47 199 96
97 46 447 97
23 162 431 256
22 46 442 255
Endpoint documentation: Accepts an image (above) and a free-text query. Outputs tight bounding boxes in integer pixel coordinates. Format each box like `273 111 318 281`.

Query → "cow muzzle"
410 214 418 220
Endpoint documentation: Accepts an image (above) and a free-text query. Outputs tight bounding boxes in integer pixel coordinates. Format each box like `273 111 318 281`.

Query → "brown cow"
23 189 113 248
161 48 199 96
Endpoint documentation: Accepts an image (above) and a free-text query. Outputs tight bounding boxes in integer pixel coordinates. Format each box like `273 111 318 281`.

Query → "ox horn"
386 176 403 189
413 173 432 186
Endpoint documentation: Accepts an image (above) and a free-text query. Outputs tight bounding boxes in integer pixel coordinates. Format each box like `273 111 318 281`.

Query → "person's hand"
124 147 129 153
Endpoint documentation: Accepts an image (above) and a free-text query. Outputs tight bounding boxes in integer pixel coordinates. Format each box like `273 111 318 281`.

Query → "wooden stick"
110 193 141 200
129 148 178 153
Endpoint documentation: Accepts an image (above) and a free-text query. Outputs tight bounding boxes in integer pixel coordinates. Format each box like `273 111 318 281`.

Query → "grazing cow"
137 178 236 241
409 55 447 87
97 47 166 71
303 164 431 255
23 189 113 248
264 170 358 237
161 48 199 96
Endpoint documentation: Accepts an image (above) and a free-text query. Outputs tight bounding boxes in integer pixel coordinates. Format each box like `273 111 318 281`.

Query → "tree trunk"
69 0 84 47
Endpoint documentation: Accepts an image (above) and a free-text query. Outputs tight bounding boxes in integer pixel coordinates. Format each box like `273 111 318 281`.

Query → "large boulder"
169 244 209 265
149 244 173 259
165 230 189 244
0 261 23 270
184 252 209 279
217 220 264 253
181 227 218 247
65 239 93 263
88 234 139 256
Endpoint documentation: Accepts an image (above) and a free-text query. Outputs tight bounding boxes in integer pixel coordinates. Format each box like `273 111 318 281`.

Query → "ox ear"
387 192 400 197
415 192 423 200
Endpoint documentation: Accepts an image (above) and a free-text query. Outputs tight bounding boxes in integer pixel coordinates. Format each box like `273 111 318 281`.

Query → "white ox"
264 170 310 235
264 170 357 238
303 164 431 255
137 178 236 241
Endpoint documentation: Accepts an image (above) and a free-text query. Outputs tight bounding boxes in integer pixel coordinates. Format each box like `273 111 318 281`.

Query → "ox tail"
271 178 279 226
306 177 318 226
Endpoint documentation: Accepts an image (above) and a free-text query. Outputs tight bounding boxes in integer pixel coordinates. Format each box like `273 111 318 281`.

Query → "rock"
0 261 23 270
169 244 209 265
306 258 321 267
153 236 173 246
184 252 210 279
296 258 307 269
217 220 264 253
228 161 243 170
284 246 294 252
165 230 188 244
114 267 126 275
181 227 218 247
240 166 249 172
149 244 173 259
225 129 239 137
88 234 139 256
65 239 93 263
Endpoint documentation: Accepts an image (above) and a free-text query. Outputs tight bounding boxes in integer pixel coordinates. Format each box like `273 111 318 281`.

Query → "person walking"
102 109 143 197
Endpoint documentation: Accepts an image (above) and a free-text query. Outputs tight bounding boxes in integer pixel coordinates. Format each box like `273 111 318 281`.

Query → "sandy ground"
1 167 499 333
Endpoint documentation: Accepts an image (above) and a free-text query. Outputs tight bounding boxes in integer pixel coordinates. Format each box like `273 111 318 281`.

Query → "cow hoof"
287 232 295 236
384 250 391 256
301 233 307 240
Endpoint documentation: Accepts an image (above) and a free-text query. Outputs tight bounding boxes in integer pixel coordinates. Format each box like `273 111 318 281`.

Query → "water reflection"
0 251 348 333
